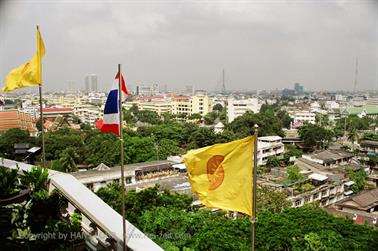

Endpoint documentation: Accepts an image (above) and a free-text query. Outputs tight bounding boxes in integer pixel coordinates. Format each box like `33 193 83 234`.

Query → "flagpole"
118 64 127 251
36 25 45 168
251 124 258 251
38 84 45 168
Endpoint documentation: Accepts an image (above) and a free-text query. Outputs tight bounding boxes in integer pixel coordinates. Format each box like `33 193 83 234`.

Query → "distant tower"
353 57 358 93
221 69 226 93
84 74 98 93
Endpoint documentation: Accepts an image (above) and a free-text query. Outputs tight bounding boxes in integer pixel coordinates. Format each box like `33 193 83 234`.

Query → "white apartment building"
136 84 160 96
291 111 316 128
257 136 285 166
74 105 102 125
227 98 261 123
124 92 212 118
324 101 340 110
291 173 354 208
124 99 172 116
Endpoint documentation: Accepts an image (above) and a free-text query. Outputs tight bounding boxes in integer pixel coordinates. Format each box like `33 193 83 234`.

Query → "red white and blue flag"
96 72 129 136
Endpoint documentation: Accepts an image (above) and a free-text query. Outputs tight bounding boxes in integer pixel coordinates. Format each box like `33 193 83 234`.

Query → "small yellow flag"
183 136 255 216
2 27 45 92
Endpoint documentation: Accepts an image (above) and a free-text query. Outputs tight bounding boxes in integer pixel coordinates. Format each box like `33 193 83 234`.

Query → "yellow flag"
2 27 45 92
183 136 255 216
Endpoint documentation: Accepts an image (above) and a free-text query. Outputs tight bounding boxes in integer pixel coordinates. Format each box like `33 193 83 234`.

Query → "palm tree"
59 147 79 172
347 128 358 151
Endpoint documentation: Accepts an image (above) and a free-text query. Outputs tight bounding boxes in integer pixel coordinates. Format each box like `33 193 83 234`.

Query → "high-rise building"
84 74 98 93
294 83 304 94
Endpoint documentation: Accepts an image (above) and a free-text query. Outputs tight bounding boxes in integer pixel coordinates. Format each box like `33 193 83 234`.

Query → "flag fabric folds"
183 136 255 216
100 72 129 136
2 28 45 92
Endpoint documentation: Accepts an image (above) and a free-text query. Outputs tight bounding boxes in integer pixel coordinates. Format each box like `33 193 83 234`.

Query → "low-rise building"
0 110 37 136
227 97 260 123
328 188 378 227
290 111 316 128
257 136 284 166
72 160 177 192
37 107 74 120
290 173 353 208
360 140 378 154
124 92 212 118
74 105 103 125
302 150 354 167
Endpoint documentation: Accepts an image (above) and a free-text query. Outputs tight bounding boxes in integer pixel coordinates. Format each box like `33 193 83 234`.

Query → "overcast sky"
0 0 377 93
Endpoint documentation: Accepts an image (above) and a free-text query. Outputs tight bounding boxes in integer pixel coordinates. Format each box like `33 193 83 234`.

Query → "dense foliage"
97 184 378 251
0 166 83 250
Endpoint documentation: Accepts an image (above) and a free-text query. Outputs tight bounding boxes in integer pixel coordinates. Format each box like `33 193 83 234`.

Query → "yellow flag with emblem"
2 27 45 92
183 136 254 216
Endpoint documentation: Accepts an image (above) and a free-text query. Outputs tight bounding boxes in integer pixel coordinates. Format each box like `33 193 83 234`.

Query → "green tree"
346 168 368 193
157 139 182 160
283 145 303 164
298 123 333 149
266 156 280 168
361 132 378 141
96 183 378 251
42 128 84 161
257 185 290 213
59 147 80 172
0 128 34 159
212 103 223 112
189 127 217 148
188 113 202 121
287 165 303 183
124 136 157 164
204 112 218 125
347 127 358 151
85 132 120 166
227 111 284 137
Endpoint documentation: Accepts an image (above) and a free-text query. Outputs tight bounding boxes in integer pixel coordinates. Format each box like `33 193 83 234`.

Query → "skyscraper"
84 74 98 93
294 83 304 94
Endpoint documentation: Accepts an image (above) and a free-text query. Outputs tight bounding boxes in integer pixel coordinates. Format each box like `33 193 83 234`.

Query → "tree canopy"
96 184 378 251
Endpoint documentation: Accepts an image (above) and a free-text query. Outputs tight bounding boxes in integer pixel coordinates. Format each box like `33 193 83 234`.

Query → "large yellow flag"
2 27 45 92
183 136 255 216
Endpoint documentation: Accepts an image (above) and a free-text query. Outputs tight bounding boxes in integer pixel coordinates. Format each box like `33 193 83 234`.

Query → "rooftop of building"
72 160 174 182
39 107 74 113
336 187 378 211
304 150 354 164
258 136 282 141
360 140 378 147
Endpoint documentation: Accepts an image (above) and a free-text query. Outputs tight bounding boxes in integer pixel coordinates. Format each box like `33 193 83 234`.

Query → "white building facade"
227 98 261 123
257 136 285 166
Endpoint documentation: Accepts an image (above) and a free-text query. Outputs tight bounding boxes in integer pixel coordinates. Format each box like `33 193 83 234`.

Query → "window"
126 177 132 184
313 193 319 200
304 196 311 203
321 190 328 197
295 200 302 206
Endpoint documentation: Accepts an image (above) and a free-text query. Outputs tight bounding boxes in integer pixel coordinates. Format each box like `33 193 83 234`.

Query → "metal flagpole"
118 64 127 251
39 85 45 168
36 25 45 168
251 124 258 251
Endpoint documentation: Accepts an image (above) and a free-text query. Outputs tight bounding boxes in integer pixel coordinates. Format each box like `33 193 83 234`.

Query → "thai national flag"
96 72 129 136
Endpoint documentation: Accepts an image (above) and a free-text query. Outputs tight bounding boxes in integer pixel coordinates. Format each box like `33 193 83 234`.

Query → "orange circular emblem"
207 155 225 191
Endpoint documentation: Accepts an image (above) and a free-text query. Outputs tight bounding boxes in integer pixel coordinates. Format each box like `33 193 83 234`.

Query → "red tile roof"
39 108 73 113
0 110 37 133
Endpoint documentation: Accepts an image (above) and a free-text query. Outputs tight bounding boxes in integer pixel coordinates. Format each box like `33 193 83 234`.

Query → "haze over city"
0 0 377 92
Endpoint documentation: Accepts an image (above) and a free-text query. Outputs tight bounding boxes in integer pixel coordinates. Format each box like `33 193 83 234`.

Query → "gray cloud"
0 0 377 93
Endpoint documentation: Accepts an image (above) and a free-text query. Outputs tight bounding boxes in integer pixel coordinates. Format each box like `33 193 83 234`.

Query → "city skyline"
0 0 377 93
